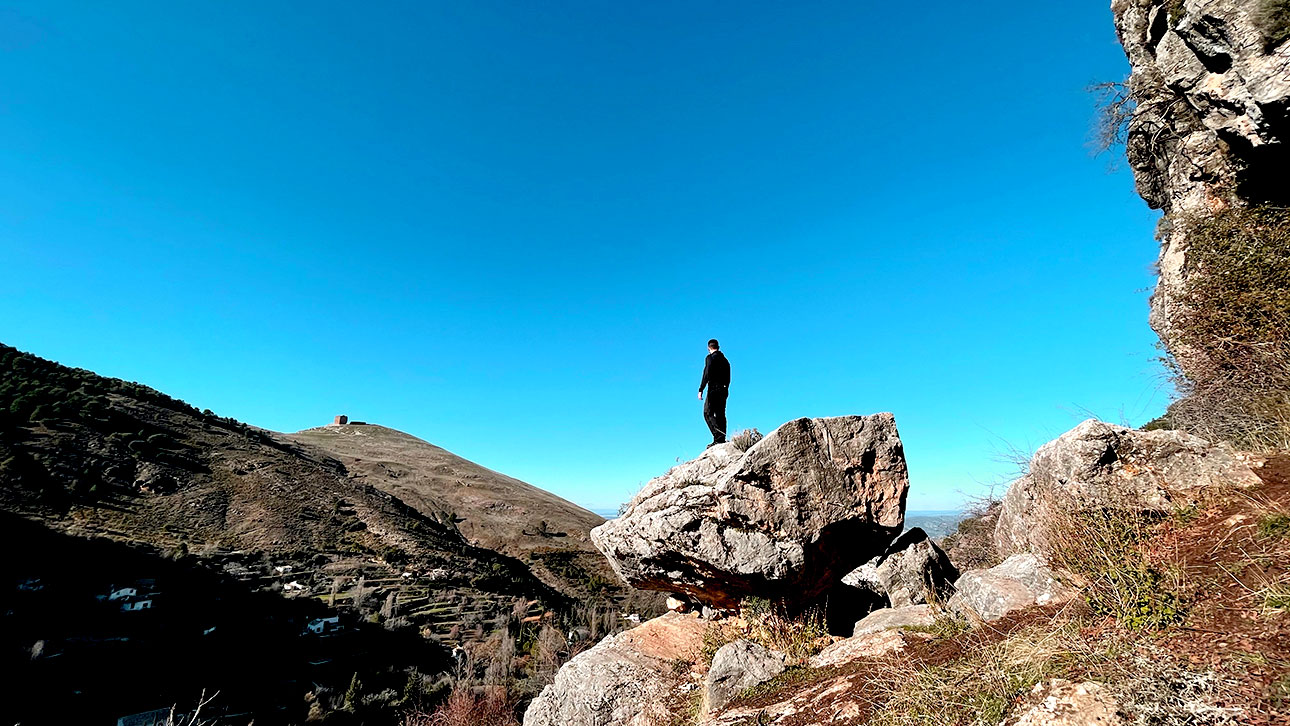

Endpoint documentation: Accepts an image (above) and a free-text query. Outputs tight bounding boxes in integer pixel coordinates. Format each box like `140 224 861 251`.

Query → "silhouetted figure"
698 339 730 446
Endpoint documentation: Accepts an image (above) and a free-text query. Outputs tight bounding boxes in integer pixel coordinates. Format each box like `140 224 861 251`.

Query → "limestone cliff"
1111 0 1289 374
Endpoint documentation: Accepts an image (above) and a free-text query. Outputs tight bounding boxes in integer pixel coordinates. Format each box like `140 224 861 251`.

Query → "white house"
121 599 154 612
284 581 306 592
307 616 340 634
108 587 138 601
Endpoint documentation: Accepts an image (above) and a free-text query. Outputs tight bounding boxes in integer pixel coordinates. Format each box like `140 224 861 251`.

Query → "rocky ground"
522 415 1290 726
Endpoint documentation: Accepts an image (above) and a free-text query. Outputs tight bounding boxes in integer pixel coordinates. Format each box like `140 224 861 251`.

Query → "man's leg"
704 395 721 443
710 388 728 443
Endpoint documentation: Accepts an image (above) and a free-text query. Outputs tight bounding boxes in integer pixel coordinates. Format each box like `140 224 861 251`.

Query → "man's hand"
697 390 703 400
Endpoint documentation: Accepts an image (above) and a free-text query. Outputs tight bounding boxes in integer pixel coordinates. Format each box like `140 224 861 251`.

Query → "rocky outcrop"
704 640 786 712
809 628 926 668
522 612 706 726
995 419 1261 556
1112 0 1290 372
949 555 1076 622
851 604 938 636
841 527 959 608
1006 679 1124 726
591 414 909 609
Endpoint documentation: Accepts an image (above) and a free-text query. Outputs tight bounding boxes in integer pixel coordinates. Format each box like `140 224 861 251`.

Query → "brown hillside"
288 424 604 557
287 424 658 608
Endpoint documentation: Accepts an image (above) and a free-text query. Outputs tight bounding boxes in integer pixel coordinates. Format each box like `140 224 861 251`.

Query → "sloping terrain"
0 342 573 724
287 424 626 600
0 343 559 596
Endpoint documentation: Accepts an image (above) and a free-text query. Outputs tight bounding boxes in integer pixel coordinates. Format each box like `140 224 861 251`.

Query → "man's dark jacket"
700 351 730 392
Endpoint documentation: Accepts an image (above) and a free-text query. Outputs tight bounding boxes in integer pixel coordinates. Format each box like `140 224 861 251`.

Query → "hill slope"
287 424 652 604
0 342 575 723
288 424 603 557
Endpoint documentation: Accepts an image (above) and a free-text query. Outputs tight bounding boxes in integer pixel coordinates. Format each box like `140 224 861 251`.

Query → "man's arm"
699 354 711 396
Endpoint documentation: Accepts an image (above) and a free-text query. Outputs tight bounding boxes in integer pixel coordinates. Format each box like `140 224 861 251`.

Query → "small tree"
1088 79 1134 161
344 672 363 712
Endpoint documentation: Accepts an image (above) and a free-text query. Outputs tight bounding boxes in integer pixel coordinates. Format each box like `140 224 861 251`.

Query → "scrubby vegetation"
941 499 1002 571
729 428 764 452
1158 206 1290 450
1046 504 1185 631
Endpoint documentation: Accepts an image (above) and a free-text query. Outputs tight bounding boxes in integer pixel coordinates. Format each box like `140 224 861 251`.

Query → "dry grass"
864 619 1094 726
405 684 519 726
941 498 1002 571
729 428 764 452
1043 499 1185 632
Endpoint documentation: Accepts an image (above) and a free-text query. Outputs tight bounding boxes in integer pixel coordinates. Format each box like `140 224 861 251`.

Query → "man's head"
708 339 720 351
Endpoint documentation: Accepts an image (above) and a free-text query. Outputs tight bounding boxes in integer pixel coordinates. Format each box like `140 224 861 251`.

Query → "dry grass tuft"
729 428 764 452
864 619 1095 726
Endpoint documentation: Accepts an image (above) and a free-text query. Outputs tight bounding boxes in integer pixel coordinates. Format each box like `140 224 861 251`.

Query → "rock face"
704 640 786 712
1112 0 1290 373
841 527 959 608
851 604 938 636
809 628 925 668
995 419 1261 557
949 554 1076 622
522 612 706 726
1007 679 1124 726
591 414 909 609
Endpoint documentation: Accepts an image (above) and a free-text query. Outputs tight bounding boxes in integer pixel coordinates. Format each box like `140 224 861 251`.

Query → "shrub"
1045 504 1184 631
941 499 1002 570
405 684 518 726
1167 205 1290 450
1088 80 1134 158
1258 513 1290 539
740 599 830 665
698 622 738 667
729 428 764 452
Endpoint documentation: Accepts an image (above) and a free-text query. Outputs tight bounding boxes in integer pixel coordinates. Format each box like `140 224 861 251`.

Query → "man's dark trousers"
704 385 728 444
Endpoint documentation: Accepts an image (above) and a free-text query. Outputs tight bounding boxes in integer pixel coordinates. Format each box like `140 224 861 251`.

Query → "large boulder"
1006 679 1124 726
995 420 1261 557
704 640 786 712
808 628 924 668
851 604 937 636
841 527 959 608
522 612 706 726
949 554 1075 622
591 414 909 609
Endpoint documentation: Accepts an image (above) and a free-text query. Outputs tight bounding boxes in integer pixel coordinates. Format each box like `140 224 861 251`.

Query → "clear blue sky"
0 2 1165 512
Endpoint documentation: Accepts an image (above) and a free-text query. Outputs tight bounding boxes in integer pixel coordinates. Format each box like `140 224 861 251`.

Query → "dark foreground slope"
0 343 571 724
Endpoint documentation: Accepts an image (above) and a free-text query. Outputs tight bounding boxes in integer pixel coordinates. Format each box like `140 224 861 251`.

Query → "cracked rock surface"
591 414 909 609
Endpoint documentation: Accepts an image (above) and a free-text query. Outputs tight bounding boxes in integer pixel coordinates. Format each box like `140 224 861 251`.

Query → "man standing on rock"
698 339 730 447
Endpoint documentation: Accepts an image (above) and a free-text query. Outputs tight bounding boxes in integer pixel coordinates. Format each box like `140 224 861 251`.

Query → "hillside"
286 424 634 602
0 342 586 724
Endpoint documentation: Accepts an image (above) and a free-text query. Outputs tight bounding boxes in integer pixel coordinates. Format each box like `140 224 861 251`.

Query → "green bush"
1257 514 1290 538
